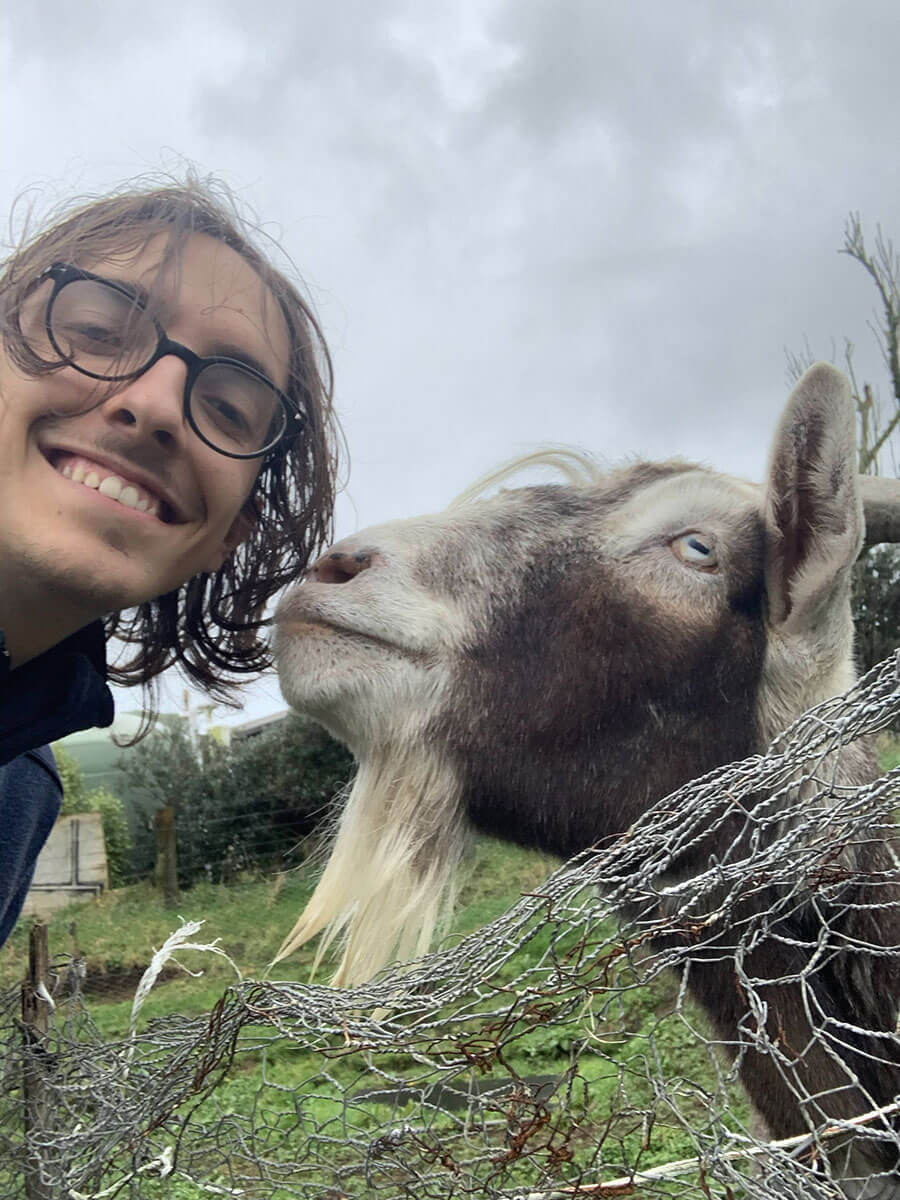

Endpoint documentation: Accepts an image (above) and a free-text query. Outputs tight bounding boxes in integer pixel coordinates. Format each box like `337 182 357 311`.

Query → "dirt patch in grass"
81 963 180 1000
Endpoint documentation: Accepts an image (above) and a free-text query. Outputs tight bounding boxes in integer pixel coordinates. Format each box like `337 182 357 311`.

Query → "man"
0 180 340 944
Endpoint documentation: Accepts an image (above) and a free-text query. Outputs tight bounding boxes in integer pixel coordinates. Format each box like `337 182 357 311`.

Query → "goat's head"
273 364 900 983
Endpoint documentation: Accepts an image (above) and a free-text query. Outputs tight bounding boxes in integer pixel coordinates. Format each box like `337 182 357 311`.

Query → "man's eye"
201 394 251 433
60 321 124 350
671 532 719 570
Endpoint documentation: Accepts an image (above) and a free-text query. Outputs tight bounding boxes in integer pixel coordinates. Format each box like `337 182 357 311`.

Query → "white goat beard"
272 747 467 986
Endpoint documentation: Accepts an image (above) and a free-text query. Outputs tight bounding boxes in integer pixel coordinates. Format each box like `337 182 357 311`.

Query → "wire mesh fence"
1 653 899 1199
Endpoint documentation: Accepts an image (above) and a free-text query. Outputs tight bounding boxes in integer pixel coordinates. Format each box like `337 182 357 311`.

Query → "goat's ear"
763 363 863 635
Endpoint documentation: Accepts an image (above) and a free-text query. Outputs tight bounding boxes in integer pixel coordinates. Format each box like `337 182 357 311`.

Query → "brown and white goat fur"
274 364 900 1194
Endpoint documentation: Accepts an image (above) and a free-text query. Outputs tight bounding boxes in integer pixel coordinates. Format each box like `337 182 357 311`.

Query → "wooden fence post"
21 921 53 1200
155 805 179 908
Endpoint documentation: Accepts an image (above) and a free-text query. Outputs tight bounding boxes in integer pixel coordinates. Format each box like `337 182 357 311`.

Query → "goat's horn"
860 475 900 546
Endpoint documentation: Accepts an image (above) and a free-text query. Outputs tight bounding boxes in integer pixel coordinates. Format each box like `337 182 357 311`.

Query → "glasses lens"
49 279 158 379
19 278 59 363
190 362 286 456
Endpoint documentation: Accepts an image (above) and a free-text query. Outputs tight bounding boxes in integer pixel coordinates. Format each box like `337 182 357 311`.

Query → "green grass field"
0 837 559 1024
2 732 897 1196
1 836 742 1195
879 729 900 772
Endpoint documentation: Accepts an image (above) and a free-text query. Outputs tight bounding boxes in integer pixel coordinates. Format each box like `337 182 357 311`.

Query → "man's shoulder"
0 621 113 766
0 747 64 947
0 745 62 793
16 745 61 785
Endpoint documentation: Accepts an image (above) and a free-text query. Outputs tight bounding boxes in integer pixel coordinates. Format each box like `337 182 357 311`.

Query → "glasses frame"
39 263 303 460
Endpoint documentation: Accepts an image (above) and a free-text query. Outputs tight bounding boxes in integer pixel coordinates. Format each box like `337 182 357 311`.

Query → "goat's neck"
756 628 860 750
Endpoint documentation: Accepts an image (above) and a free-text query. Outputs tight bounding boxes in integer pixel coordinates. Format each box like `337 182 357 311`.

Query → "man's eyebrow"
105 276 152 309
209 341 281 383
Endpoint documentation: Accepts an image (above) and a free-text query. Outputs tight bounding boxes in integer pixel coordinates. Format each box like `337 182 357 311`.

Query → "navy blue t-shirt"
0 623 113 947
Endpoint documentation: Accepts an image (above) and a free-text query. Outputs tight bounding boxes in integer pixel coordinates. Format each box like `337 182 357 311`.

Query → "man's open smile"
41 448 184 524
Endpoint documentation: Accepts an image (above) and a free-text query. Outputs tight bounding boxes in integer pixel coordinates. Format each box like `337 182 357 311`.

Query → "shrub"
53 745 133 886
853 545 900 675
123 716 353 887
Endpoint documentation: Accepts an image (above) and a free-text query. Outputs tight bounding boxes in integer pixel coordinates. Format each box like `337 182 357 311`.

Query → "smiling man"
0 180 339 945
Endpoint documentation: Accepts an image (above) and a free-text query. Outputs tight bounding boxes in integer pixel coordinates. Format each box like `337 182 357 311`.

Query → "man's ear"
201 500 259 575
763 362 863 637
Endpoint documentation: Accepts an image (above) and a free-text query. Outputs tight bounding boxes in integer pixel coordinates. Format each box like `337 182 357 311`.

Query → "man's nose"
102 355 188 448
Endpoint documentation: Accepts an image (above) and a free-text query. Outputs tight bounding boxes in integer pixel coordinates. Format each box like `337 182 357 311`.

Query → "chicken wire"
1 654 898 1200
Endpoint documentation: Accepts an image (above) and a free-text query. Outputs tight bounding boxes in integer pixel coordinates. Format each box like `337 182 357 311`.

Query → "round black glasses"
27 263 302 459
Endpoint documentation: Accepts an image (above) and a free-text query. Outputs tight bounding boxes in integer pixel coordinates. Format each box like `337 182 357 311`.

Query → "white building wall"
22 813 109 919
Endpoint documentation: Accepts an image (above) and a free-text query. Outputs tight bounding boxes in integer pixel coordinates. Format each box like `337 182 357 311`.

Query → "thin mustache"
39 419 176 489
91 433 175 487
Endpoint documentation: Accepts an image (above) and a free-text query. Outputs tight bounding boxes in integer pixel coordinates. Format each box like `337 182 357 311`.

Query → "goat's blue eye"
671 532 719 570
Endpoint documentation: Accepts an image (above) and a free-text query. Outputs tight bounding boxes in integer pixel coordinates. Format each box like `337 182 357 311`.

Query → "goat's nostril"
310 550 374 584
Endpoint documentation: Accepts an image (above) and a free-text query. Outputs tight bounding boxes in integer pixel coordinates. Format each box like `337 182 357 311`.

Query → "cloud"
4 0 900 721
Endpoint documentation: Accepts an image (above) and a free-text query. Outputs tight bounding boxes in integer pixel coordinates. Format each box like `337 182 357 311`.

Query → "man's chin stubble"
9 542 142 622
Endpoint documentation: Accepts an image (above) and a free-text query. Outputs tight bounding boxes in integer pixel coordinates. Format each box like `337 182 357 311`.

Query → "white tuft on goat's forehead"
438 459 764 568
447 449 761 521
448 446 605 509
605 470 761 541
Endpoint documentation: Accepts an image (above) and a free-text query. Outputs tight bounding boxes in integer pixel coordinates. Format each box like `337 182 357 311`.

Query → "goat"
274 363 900 1194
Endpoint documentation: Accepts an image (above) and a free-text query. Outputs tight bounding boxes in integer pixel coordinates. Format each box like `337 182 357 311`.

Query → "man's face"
0 232 290 621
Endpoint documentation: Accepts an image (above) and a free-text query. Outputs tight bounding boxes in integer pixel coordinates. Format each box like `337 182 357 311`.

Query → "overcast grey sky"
3 0 899 723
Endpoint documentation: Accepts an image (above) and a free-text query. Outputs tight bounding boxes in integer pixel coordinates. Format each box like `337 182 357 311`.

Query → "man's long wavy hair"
0 177 340 721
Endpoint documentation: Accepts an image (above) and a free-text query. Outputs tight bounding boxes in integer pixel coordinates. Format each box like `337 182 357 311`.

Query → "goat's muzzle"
308 549 378 584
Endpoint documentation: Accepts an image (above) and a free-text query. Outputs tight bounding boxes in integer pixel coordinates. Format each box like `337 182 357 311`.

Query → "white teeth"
58 456 165 518
98 475 124 500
